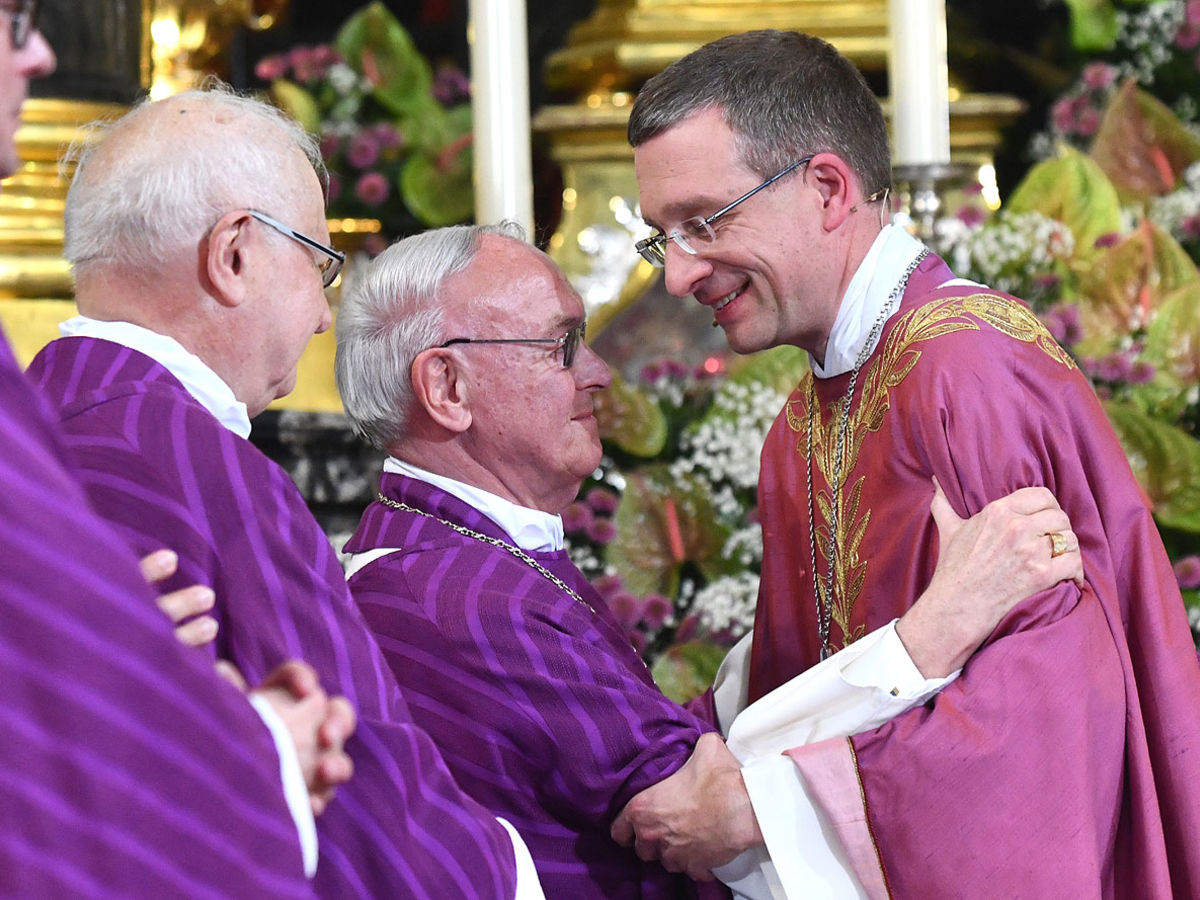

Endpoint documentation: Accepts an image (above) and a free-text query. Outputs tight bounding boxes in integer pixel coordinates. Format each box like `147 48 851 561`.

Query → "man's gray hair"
335 221 526 450
627 30 893 197
63 81 328 277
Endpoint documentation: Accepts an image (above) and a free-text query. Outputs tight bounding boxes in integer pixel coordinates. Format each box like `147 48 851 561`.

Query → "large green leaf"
726 345 809 394
1104 401 1200 533
594 371 668 458
267 79 321 134
607 468 732 597
1005 151 1123 256
334 2 432 119
1091 81 1200 204
650 641 730 704
399 140 474 227
1061 0 1120 51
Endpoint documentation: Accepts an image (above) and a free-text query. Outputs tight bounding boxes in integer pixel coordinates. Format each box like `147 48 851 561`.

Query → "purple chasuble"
752 254 1200 897
28 337 518 900
344 472 729 899
0 333 315 897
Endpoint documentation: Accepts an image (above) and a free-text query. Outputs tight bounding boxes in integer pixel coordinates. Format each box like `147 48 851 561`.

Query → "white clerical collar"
58 316 252 438
383 457 564 553
812 225 927 379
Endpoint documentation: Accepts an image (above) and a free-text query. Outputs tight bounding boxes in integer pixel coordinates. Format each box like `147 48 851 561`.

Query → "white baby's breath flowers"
934 211 1075 295
692 572 761 637
1114 1 1185 85
1148 162 1200 238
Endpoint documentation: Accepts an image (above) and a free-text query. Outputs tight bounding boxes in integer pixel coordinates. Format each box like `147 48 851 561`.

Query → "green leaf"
607 468 731 597
1090 81 1200 204
726 345 809 394
1104 401 1200 533
334 1 433 119
1005 151 1123 256
399 140 474 227
594 371 668 458
267 80 322 134
650 641 729 704
1061 0 1119 51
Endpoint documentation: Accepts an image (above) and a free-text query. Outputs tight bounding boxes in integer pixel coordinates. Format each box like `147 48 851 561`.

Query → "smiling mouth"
714 282 747 312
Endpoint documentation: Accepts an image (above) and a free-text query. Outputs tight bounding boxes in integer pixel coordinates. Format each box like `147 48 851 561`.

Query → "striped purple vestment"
345 473 729 899
28 337 518 899
0 333 314 898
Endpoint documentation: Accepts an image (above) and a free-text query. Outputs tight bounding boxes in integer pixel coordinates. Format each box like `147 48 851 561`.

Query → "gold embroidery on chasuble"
786 293 1076 651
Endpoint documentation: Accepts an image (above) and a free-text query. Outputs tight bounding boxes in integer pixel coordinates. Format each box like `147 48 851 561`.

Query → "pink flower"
347 131 381 169
1181 215 1200 240
319 133 341 159
289 46 322 82
586 517 617 545
1076 107 1101 137
326 172 342 204
1175 555 1200 590
562 501 594 535
1051 97 1076 134
371 123 405 150
431 65 471 106
956 205 986 227
640 594 673 630
1177 23 1200 50
639 361 665 383
254 54 288 81
1128 360 1156 384
608 591 642 628
673 614 700 643
962 180 984 196
1081 62 1116 90
592 574 624 599
362 233 389 257
354 172 390 206
1188 0 1200 27
585 487 619 515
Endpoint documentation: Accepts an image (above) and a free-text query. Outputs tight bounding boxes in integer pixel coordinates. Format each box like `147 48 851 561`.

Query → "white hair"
335 221 526 449
63 82 327 278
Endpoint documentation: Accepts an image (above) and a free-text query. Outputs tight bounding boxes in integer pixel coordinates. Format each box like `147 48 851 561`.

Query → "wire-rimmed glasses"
439 320 587 369
0 0 39 50
634 156 814 267
248 210 345 288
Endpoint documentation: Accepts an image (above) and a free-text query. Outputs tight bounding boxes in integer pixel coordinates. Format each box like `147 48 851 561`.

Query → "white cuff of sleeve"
496 817 545 899
248 693 318 878
839 618 958 701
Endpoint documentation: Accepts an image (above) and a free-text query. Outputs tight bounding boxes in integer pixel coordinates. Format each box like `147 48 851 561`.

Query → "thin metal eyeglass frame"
248 210 345 288
438 320 587 369
635 156 814 267
0 0 39 49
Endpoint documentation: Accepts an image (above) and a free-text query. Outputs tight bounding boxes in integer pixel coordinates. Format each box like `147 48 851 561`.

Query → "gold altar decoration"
144 0 290 98
534 0 1026 328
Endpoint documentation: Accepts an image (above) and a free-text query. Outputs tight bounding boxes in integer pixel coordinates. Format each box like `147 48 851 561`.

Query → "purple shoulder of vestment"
754 259 1200 897
27 336 519 899
346 471 724 900
1 334 313 897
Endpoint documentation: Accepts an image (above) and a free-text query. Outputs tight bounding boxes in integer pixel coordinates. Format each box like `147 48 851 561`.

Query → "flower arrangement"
566 348 806 699
255 2 473 251
932 46 1200 642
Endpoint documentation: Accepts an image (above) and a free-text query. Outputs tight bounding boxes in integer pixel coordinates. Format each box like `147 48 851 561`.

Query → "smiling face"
442 234 612 513
633 107 846 359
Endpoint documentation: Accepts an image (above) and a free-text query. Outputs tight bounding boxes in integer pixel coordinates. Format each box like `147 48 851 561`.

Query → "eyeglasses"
0 0 39 50
249 210 345 288
439 320 587 369
635 156 813 267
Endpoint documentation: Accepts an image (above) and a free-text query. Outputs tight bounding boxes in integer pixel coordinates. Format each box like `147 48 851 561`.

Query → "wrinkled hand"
139 549 218 648
897 479 1084 677
610 733 761 881
250 661 357 816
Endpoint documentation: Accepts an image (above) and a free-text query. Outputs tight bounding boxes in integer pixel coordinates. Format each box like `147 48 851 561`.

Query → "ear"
805 153 857 231
205 210 253 309
410 347 472 434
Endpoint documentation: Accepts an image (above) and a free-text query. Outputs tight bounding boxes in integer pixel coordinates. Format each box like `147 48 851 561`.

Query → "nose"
574 339 612 391
662 242 714 299
316 296 333 334
21 30 57 78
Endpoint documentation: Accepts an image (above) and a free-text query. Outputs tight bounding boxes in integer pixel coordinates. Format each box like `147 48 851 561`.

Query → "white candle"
468 0 534 234
887 0 952 167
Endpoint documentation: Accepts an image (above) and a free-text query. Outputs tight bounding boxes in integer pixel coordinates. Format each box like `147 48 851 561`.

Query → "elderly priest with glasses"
335 221 1087 898
27 86 547 899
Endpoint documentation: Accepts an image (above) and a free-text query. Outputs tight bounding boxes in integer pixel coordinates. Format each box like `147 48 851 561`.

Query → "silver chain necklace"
806 250 927 660
374 493 594 613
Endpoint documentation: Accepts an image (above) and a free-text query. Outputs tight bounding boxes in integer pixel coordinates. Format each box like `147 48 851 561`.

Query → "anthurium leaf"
1005 151 1123 256
399 140 474 227
1143 281 1200 394
594 370 668 458
650 640 730 704
1061 0 1119 51
1091 81 1200 203
267 80 321 134
726 345 809 394
1104 400 1200 533
334 1 432 119
607 468 730 597
1072 221 1199 356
